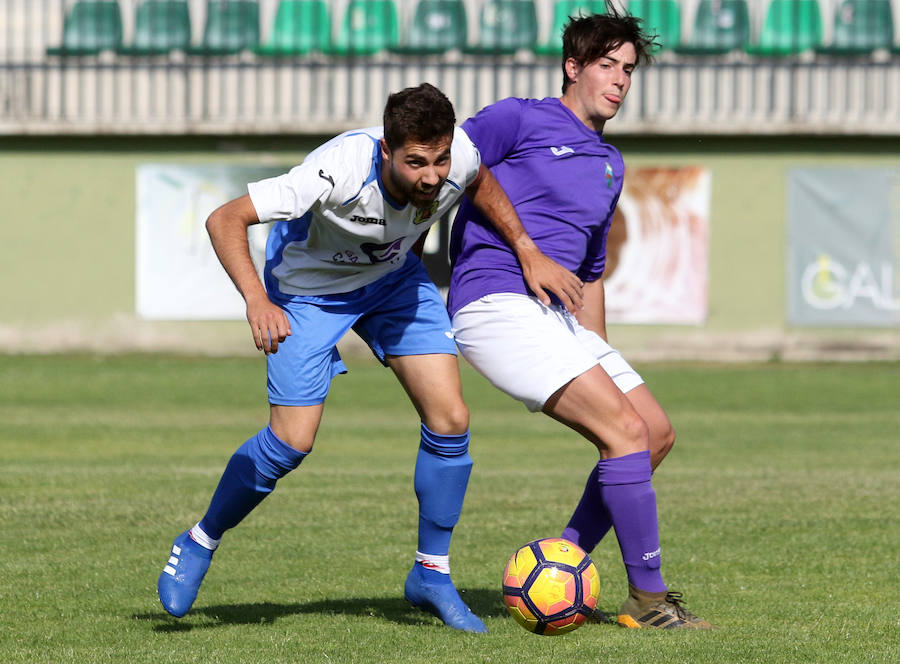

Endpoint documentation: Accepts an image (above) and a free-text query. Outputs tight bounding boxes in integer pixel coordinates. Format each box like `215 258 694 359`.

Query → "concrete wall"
2 134 898 359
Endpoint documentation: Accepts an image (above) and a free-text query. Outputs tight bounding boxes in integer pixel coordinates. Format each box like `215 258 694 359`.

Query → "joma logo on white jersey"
550 146 575 156
350 215 386 226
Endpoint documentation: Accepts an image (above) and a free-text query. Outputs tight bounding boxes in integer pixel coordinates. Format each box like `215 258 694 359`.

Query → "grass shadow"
134 587 504 632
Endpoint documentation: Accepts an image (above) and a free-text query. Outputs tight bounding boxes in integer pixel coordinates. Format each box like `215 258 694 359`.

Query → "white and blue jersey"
248 126 482 298
246 125 481 406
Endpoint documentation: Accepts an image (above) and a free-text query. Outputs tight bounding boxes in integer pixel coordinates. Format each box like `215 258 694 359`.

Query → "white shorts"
451 293 644 412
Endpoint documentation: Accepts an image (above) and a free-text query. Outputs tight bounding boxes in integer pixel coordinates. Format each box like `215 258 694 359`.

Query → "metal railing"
3 0 900 135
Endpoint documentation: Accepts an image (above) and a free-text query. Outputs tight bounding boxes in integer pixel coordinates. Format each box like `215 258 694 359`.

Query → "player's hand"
519 246 584 313
245 294 292 355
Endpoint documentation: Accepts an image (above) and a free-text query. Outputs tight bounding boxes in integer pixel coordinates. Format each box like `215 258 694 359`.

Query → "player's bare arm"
574 278 608 341
465 165 584 312
206 194 291 354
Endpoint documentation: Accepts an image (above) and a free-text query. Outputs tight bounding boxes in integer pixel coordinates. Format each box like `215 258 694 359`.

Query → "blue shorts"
266 255 456 406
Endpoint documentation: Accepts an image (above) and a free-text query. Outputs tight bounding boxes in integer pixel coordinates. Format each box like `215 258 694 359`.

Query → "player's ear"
380 138 392 163
564 57 581 84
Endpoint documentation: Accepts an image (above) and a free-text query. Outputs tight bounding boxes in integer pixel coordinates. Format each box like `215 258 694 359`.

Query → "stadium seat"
534 0 608 56
463 0 539 55
675 0 750 55
816 0 894 55
329 0 399 56
390 0 467 54
626 0 681 51
745 0 823 56
187 0 260 55
46 0 123 56
255 0 331 55
118 1 191 55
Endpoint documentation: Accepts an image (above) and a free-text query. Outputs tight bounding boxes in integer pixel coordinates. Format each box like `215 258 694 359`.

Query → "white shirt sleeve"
247 160 330 223
452 126 483 188
247 133 375 222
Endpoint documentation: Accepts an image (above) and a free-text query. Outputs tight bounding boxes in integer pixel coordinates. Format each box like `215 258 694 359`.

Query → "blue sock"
414 424 472 584
198 426 307 540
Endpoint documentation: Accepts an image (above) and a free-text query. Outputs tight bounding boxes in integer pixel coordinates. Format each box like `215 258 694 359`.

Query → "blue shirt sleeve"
460 98 524 168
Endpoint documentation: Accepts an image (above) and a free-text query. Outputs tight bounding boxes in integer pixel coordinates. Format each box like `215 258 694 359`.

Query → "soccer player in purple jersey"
449 7 714 629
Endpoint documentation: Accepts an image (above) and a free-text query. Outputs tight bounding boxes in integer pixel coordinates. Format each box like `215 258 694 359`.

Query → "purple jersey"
448 97 624 316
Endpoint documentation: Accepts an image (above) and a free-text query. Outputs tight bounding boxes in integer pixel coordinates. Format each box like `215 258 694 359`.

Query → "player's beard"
383 160 442 210
410 185 440 210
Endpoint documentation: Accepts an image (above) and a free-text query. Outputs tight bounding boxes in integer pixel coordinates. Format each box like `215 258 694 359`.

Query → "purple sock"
597 451 667 593
560 464 613 552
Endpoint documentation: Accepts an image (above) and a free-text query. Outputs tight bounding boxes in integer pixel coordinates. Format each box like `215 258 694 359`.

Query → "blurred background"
1 0 898 359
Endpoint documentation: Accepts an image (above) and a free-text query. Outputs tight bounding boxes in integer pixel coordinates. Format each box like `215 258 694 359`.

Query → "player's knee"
659 422 676 456
647 420 675 469
621 411 650 451
423 401 469 436
270 425 315 453
279 434 315 454
269 406 320 453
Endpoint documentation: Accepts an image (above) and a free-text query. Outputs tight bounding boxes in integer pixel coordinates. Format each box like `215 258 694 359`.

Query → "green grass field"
1 354 898 663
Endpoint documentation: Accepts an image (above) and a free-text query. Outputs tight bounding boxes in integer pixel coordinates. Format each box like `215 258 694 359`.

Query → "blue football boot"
157 531 214 618
404 562 487 633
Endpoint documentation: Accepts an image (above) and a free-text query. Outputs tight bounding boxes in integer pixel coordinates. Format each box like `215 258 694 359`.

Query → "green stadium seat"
391 0 467 54
817 0 894 55
745 0 823 56
187 0 260 55
626 0 681 51
118 1 191 55
46 0 123 56
329 0 399 56
463 0 539 55
534 0 608 56
255 0 331 55
675 0 750 55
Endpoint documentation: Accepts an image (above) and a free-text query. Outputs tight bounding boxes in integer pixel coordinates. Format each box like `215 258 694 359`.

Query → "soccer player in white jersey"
156 83 580 632
449 8 714 629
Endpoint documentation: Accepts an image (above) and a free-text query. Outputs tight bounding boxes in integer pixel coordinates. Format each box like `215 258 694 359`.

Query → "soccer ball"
502 537 600 635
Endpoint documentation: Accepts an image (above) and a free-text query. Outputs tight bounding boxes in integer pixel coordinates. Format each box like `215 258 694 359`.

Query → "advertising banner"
136 164 283 320
605 167 711 325
787 168 900 327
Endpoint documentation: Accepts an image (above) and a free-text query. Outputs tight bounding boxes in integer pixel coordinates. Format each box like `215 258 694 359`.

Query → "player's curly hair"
383 83 456 151
561 1 659 93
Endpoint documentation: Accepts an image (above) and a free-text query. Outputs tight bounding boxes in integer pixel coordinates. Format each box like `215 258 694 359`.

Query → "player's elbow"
205 205 238 245
205 208 222 239
206 196 257 239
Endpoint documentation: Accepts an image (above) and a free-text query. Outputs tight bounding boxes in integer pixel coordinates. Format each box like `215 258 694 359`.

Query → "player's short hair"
561 2 658 93
382 83 456 151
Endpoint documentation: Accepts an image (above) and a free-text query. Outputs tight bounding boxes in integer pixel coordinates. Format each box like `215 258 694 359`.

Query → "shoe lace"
663 591 689 620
